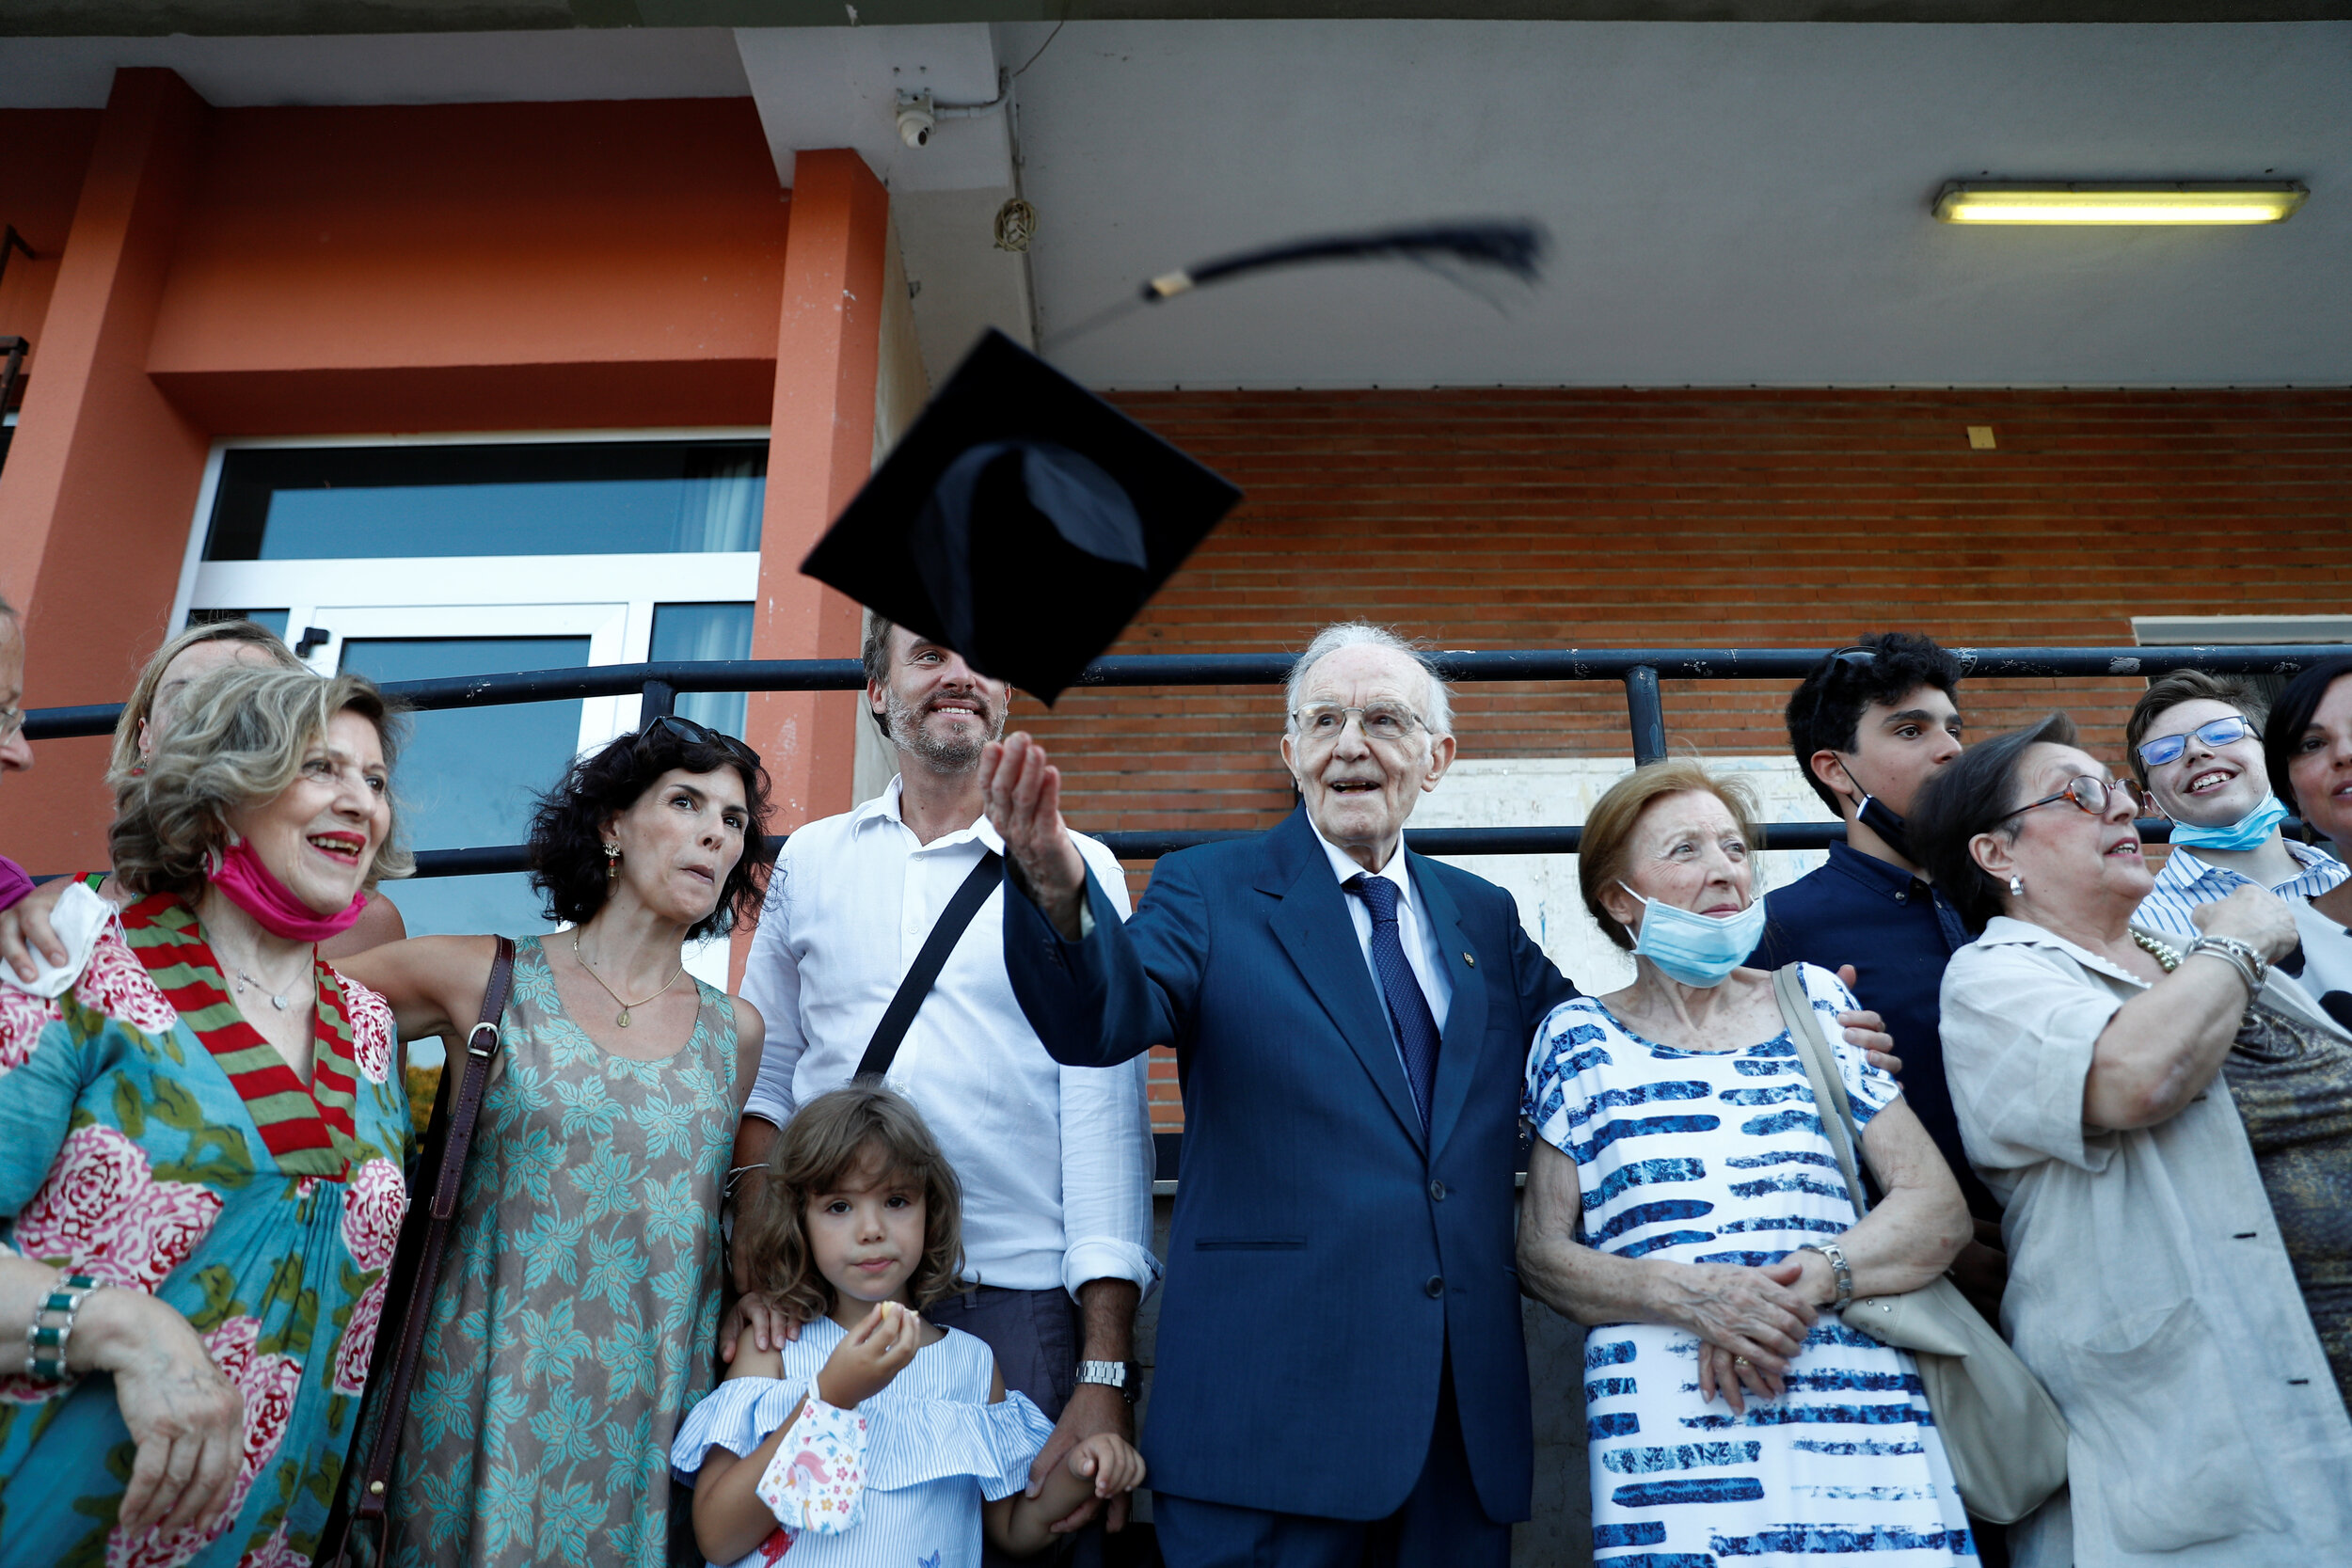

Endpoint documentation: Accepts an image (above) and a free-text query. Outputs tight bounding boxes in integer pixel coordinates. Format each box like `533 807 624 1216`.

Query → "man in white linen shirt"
733 616 1159 1556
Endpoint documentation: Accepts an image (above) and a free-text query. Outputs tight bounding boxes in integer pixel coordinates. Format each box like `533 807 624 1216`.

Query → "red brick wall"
1004 388 2352 1129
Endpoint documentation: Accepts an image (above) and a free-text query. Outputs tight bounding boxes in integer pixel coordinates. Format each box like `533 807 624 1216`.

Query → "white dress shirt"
740 776 1159 1299
1313 824 1454 1032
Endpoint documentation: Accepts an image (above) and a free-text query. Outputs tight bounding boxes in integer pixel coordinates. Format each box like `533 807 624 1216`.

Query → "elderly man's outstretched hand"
981 734 1089 939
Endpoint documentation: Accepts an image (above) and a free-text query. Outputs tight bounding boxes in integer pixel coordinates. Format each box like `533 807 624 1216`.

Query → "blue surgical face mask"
1618 881 1769 989
2168 792 2290 854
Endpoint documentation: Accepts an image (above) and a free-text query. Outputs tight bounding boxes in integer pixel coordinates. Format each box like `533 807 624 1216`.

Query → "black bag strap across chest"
855 848 1005 1081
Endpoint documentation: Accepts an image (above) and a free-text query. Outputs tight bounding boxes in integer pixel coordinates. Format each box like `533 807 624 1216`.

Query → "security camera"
897 91 936 149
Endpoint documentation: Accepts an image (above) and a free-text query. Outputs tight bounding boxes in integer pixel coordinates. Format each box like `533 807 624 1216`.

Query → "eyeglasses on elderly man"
1289 702 1430 748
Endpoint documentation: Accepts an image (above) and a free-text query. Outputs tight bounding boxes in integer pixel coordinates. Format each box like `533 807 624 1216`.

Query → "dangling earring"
605 843 621 887
2009 874 2025 897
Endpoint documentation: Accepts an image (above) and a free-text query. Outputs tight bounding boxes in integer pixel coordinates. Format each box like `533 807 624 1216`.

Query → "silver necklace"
233 967 302 1010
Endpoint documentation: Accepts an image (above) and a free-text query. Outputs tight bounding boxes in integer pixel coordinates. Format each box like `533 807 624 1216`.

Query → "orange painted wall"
729 150 892 989
0 73 831 878
0 71 214 872
146 97 788 435
0 109 103 356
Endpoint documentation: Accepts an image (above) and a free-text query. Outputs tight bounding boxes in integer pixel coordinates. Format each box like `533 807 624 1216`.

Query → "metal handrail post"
640 679 677 723
1624 665 1667 767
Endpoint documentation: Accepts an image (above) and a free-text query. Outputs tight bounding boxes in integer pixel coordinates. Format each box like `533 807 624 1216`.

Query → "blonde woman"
0 666 414 1567
0 620 405 978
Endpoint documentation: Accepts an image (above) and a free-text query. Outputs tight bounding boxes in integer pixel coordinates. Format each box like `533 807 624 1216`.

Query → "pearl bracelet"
26 1273 100 1383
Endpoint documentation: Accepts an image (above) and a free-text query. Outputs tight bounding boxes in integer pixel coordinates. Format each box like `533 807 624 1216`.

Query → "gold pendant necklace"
571 930 684 1027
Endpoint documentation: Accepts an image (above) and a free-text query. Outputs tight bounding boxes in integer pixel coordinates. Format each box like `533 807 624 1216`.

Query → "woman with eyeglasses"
331 715 777 1568
1911 714 2352 1566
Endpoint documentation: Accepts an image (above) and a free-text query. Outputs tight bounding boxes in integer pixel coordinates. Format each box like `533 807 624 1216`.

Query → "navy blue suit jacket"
1001 807 1579 1521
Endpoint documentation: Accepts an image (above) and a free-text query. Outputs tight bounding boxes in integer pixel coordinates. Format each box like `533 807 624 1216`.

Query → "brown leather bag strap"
315 935 515 1566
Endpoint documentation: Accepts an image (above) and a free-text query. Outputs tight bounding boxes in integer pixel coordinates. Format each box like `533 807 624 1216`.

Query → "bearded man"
733 618 1159 1562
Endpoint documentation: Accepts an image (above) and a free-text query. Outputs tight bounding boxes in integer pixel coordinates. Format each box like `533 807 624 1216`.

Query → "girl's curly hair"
109 665 410 898
526 720 774 942
737 1084 968 1323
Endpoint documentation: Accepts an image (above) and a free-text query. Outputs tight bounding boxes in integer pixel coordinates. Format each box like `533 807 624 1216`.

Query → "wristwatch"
1076 1359 1140 1404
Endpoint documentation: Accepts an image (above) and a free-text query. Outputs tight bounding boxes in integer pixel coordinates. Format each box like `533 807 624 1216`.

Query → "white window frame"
171 428 769 741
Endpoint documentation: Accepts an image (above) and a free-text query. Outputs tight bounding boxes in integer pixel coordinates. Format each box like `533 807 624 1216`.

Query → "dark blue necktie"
1345 873 1440 1130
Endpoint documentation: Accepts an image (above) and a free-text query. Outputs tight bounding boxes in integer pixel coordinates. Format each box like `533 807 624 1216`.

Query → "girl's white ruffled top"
670 1317 1056 1568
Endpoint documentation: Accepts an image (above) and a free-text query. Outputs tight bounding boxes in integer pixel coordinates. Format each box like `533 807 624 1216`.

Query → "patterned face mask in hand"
1618 882 1769 990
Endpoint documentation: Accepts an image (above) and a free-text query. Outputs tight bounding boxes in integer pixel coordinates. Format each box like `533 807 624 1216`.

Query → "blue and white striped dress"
1524 964 1975 1566
669 1319 1055 1568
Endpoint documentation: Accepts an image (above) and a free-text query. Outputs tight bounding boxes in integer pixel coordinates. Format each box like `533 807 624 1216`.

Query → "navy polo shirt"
1749 841 2000 1222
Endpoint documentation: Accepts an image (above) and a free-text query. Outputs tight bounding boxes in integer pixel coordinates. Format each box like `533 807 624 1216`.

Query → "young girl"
672 1084 1145 1568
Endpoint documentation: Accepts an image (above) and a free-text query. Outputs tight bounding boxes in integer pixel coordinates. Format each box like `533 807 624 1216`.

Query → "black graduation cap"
801 329 1243 703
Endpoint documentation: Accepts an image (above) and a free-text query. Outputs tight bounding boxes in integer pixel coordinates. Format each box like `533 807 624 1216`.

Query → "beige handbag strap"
1771 963 1871 1219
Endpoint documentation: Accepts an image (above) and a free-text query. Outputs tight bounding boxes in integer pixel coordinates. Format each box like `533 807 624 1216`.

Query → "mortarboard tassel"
1140 220 1548 301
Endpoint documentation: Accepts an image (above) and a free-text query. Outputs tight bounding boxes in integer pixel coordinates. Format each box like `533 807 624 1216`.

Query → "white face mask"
1618 881 1768 989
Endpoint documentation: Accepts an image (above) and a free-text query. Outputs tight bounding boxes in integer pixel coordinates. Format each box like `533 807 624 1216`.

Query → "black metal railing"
24 642 2341 877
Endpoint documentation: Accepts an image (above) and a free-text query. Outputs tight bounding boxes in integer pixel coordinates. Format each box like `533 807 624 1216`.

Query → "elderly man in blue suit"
983 624 1893 1567
979 621 1556 1566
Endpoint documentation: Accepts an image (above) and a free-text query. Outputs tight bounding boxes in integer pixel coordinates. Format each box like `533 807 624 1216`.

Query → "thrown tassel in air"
1140 220 1548 302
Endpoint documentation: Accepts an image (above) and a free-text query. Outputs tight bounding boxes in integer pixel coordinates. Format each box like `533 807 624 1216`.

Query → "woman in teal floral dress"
342 716 771 1568
0 666 414 1568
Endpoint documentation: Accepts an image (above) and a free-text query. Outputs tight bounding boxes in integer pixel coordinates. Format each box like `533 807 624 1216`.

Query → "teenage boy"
1749 633 2007 1291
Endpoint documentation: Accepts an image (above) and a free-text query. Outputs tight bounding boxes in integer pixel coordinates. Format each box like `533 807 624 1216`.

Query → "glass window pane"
650 602 755 738
205 442 766 561
187 608 290 641
339 636 590 948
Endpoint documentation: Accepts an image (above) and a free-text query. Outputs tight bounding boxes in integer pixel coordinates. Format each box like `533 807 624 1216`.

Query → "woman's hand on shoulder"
1829 965 1902 1076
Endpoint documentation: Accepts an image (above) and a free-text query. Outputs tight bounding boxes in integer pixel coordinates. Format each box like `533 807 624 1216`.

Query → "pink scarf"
209 839 367 942
0 855 31 914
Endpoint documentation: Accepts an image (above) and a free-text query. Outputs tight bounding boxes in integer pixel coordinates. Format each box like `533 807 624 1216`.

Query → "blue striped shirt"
2136 839 2349 942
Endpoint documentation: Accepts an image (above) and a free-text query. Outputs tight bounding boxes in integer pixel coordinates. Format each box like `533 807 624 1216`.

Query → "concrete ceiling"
1005 20 2352 388
6 1 2351 35
0 20 2345 390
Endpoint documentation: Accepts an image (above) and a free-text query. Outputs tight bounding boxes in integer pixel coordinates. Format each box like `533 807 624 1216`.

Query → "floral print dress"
386 935 739 1568
0 895 412 1568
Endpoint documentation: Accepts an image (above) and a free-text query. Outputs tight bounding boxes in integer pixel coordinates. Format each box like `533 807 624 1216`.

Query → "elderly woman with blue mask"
2127 670 2348 961
1518 760 1974 1567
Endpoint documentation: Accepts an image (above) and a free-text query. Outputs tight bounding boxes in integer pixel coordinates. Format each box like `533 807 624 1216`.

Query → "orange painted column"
733 150 888 984
0 69 213 871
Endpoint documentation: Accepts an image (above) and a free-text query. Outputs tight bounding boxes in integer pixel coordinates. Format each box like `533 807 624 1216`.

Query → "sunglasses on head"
2135 714 2254 770
645 713 759 768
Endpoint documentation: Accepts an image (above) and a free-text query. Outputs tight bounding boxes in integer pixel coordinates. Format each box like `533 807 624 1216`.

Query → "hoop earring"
605 843 621 887
2009 874 2025 897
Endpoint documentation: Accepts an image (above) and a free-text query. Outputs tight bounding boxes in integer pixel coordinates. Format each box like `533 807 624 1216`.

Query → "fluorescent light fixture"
1934 181 2307 226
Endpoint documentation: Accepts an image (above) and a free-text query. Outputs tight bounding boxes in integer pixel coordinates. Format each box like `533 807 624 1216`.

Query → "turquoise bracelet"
25 1273 100 1383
